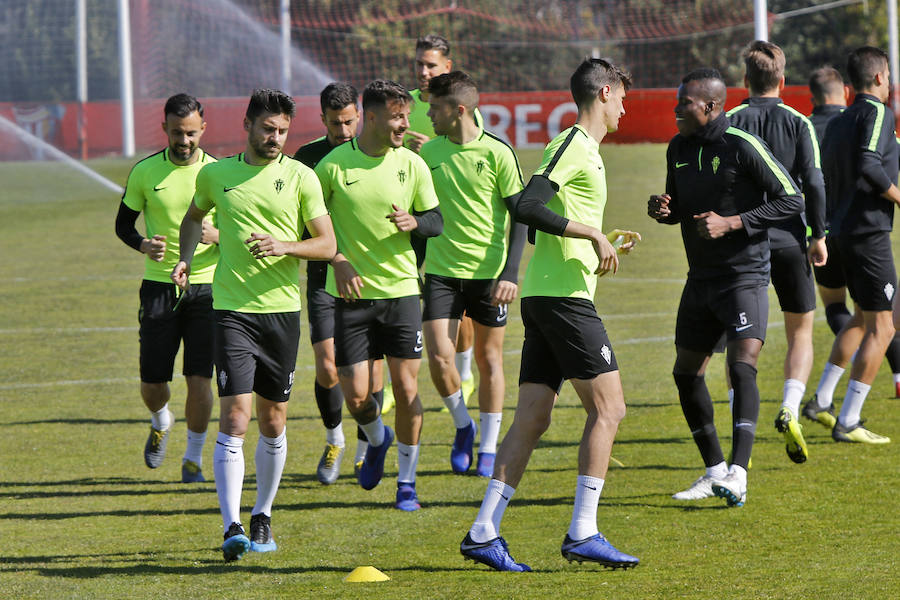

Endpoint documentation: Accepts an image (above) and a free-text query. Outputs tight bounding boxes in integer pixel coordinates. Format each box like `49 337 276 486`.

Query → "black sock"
315 381 343 429
885 333 900 373
824 302 852 335
729 361 759 469
673 372 724 467
357 389 385 441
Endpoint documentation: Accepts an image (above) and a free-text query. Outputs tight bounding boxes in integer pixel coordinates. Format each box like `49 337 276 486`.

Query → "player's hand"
387 204 418 232
171 260 191 291
606 228 642 254
200 219 219 245
332 254 364 301
142 234 166 262
246 232 286 258
591 231 619 276
491 279 518 306
694 211 740 239
808 236 828 267
405 131 429 153
648 194 671 219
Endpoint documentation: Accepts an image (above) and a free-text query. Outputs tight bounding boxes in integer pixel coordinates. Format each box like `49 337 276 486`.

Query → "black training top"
657 112 804 281
728 97 826 246
294 136 340 285
821 93 899 236
809 104 844 146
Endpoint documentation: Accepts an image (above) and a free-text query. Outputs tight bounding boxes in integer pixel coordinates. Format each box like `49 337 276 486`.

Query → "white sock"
838 379 870 428
729 463 748 487
151 404 172 430
815 363 845 407
456 347 474 381
359 416 385 447
469 479 515 543
567 475 604 540
781 378 806 417
354 439 368 463
214 432 244 529
325 424 345 447
183 429 207 466
443 390 471 429
397 442 419 483
706 461 728 479
894 373 900 383
252 429 287 517
727 388 734 413
479 412 503 454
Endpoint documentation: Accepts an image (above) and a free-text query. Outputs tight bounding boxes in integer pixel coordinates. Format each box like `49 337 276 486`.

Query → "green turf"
1 146 898 599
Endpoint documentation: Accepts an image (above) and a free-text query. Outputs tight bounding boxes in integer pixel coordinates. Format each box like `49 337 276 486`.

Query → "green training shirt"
122 148 218 283
193 153 327 313
521 125 607 300
420 127 523 278
315 139 439 299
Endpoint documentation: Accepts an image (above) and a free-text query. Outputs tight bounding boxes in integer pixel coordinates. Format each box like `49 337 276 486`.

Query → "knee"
219 410 249 437
517 411 552 439
316 360 339 388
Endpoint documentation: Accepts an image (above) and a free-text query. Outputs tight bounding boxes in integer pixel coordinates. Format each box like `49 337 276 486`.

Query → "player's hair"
164 93 203 118
416 33 450 57
245 88 296 122
808 66 845 103
570 57 632 107
681 68 727 105
320 82 358 114
361 79 413 112
742 40 785 94
427 71 479 111
847 46 889 91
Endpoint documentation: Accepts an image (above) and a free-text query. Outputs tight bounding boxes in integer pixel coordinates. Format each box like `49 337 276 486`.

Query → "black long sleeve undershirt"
514 174 569 236
412 205 443 238
499 192 527 282
115 201 145 252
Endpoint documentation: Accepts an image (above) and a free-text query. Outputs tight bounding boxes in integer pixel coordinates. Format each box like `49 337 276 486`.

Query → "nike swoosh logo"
153 185 166 191
430 166 440 171
345 180 359 186
414 345 423 352
460 541 488 551
283 387 293 394
675 162 689 168
583 485 597 490
496 490 509 501
735 324 753 332
224 186 239 192
400 451 409 457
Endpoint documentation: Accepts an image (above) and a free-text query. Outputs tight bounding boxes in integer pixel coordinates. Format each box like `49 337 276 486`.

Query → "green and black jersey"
420 127 523 279
193 152 327 313
315 139 439 299
122 148 217 283
294 135 343 286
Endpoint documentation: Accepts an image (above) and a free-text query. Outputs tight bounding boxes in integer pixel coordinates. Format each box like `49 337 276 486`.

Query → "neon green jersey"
315 139 439 299
122 148 217 283
420 128 524 278
193 153 327 313
521 125 607 300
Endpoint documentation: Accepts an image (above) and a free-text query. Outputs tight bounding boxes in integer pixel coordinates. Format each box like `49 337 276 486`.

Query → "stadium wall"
0 86 815 160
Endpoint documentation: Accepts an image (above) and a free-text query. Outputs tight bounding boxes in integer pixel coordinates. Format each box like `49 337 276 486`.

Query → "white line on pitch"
0 326 134 335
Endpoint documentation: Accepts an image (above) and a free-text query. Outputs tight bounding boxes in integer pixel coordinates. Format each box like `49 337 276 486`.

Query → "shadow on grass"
8 414 322 426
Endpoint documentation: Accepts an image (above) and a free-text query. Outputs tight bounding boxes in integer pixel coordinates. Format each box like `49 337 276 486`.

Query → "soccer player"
803 47 899 444
407 33 480 406
420 71 526 477
460 58 641 572
172 89 336 561
725 41 827 464
115 93 217 483
649 69 803 507
293 82 388 484
315 80 442 511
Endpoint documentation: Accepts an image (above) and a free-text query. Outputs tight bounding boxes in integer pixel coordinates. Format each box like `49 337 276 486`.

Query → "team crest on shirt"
885 282 895 301
397 169 406 184
274 178 285 193
600 344 612 365
476 160 486 175
712 156 721 174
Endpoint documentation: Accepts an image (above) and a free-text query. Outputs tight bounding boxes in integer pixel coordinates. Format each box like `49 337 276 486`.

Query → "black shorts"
334 295 422 366
837 232 897 311
138 280 214 383
213 310 300 403
306 279 335 344
519 296 618 392
770 244 816 313
813 236 846 289
422 274 508 327
675 277 769 353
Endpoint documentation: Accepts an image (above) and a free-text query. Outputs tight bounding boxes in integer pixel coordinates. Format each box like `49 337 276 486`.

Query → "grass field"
1 144 898 599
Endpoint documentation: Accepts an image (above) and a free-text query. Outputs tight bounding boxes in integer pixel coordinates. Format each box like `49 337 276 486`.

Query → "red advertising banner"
0 86 818 160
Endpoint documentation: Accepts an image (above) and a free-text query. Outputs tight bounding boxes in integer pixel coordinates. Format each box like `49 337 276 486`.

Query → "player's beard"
170 142 195 162
252 138 282 159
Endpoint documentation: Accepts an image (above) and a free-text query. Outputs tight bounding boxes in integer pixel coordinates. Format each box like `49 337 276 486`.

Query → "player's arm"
858 105 900 205
649 144 680 224
171 201 210 290
115 201 166 261
330 250 363 301
247 214 336 260
492 192 528 305
795 118 828 266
